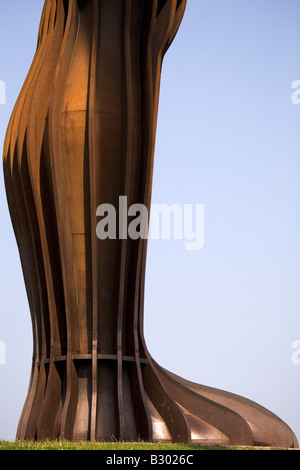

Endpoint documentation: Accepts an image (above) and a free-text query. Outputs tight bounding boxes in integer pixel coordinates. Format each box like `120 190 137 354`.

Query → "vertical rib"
88 0 100 442
48 0 81 440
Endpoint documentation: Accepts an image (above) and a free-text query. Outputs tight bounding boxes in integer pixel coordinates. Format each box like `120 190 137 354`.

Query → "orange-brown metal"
3 0 298 447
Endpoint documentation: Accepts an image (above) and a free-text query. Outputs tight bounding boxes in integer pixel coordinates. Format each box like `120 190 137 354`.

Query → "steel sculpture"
3 0 299 447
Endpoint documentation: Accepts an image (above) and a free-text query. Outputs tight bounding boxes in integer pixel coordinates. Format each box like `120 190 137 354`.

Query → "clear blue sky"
1 0 300 443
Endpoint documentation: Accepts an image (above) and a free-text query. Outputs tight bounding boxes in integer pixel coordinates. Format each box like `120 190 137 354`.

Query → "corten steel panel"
3 0 298 446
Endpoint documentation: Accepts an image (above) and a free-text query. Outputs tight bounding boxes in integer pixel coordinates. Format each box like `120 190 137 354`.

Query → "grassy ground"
0 440 243 451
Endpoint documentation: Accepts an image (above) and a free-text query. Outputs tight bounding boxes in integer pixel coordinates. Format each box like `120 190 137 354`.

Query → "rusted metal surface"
3 0 298 447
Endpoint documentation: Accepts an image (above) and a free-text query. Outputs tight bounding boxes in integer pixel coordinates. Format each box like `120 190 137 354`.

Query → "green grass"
0 440 242 451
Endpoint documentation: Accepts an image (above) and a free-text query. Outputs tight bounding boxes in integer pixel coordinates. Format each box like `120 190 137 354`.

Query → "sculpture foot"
143 358 299 448
16 354 298 447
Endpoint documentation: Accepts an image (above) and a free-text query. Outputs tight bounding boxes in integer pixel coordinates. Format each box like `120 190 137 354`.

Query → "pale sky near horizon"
1 0 300 443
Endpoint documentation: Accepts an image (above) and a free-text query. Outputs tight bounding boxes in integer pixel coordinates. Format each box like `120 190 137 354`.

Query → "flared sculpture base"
17 353 299 448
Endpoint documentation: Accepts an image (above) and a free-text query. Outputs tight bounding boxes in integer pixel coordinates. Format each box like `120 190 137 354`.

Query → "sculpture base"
143 361 299 448
17 354 298 448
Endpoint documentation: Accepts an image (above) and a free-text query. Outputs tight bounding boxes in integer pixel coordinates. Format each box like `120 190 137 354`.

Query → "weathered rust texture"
3 0 298 447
